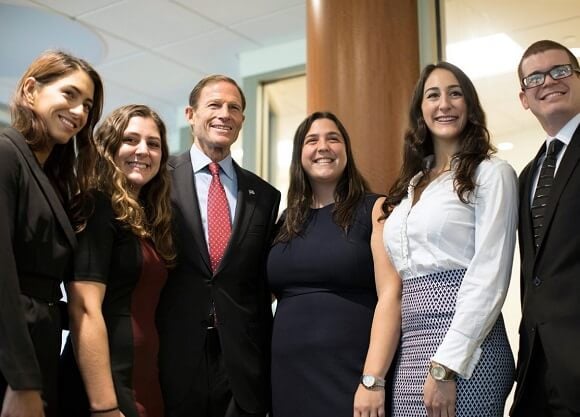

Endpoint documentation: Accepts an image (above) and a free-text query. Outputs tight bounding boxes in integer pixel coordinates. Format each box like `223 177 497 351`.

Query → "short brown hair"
518 40 579 85
188 74 246 110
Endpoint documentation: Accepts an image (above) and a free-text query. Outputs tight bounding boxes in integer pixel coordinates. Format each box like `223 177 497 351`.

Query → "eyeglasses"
521 64 580 89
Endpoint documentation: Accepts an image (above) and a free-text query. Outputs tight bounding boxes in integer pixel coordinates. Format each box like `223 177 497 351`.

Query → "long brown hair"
383 62 495 216
10 50 103 201
276 111 369 243
75 105 175 265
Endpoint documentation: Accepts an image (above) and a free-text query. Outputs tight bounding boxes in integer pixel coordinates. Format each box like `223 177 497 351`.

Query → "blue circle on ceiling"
0 4 105 77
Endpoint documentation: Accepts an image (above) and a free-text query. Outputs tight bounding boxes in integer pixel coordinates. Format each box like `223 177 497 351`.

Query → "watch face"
362 375 376 387
430 364 446 380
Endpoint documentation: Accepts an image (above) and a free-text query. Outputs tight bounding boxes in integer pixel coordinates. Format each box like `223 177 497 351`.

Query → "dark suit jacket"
513 124 580 413
0 128 75 397
157 151 280 415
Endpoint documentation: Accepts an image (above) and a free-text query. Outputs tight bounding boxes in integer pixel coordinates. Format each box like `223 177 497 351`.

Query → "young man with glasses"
511 40 580 417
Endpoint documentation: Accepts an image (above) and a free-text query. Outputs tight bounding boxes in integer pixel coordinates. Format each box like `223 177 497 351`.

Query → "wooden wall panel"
307 0 420 193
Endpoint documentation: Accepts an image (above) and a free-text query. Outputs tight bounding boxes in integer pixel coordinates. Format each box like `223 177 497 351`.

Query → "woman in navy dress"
0 50 103 417
382 62 517 417
59 105 174 417
268 111 401 417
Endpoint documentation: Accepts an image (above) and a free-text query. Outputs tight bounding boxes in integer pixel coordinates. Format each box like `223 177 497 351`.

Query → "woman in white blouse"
382 62 517 417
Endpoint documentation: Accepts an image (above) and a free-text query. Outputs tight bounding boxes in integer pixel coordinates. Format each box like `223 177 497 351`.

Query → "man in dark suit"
157 75 280 417
511 40 580 417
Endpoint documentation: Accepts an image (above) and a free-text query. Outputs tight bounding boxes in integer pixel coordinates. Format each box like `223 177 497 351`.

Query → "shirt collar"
189 143 235 181
546 113 580 148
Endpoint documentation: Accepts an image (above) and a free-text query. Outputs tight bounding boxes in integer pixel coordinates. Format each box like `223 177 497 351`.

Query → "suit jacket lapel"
4 128 76 249
537 126 580 256
171 152 211 271
215 163 256 266
231 163 257 246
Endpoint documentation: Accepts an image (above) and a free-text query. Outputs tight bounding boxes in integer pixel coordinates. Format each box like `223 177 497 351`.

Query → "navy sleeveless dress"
267 194 382 417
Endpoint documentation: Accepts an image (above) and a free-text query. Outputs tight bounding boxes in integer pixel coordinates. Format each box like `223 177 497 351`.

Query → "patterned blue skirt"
392 269 515 417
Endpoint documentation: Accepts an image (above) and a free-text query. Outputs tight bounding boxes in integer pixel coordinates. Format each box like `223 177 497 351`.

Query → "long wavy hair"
383 62 495 216
10 50 103 201
275 111 370 243
75 105 175 265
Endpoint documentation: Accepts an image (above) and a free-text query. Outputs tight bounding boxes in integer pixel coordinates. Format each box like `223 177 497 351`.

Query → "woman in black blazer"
0 50 103 417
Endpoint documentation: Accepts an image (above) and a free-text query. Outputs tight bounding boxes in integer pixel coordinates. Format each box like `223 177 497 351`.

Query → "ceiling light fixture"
446 33 523 80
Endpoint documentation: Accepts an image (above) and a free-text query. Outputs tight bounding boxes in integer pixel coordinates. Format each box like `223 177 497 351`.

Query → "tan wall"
307 0 420 193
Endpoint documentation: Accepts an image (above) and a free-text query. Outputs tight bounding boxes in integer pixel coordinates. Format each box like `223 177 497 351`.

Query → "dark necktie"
531 139 564 251
207 162 231 272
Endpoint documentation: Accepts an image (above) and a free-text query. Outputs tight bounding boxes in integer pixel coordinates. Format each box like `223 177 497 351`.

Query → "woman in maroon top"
59 105 174 417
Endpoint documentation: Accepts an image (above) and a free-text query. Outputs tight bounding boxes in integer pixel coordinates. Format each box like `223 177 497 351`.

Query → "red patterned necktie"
207 162 232 273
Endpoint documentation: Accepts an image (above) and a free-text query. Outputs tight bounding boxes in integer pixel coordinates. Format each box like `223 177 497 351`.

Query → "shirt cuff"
431 327 482 379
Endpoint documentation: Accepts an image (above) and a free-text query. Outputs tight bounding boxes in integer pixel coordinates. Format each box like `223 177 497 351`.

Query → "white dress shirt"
190 144 238 247
383 157 518 378
530 113 580 203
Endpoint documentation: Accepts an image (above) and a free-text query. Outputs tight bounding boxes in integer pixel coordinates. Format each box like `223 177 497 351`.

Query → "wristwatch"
360 374 386 390
429 362 456 381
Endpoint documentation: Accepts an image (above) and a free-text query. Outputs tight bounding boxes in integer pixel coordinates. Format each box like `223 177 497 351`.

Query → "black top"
60 191 167 417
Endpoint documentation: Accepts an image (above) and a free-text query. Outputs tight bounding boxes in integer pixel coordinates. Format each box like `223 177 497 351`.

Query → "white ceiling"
0 0 579 169
0 0 306 144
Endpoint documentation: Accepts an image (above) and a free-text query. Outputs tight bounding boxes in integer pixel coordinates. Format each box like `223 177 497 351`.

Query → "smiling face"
519 49 580 136
113 116 162 196
25 69 95 148
185 80 245 161
421 68 467 145
301 118 347 188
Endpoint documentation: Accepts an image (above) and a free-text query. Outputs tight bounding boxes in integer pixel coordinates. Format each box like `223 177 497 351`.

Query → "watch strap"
360 374 386 390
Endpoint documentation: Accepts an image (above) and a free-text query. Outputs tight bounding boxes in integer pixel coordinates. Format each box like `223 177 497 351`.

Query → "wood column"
307 0 420 193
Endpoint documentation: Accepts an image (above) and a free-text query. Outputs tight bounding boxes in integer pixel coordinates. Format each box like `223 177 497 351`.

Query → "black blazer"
157 151 280 415
513 124 580 413
0 128 75 392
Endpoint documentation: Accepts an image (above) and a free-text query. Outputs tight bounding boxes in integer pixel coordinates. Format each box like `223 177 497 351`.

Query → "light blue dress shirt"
189 144 238 247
